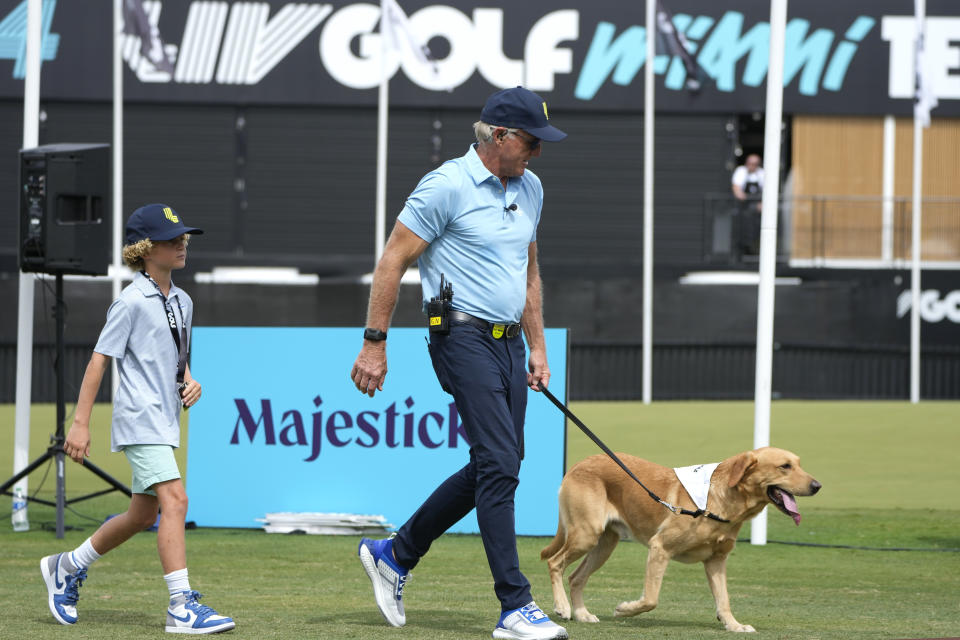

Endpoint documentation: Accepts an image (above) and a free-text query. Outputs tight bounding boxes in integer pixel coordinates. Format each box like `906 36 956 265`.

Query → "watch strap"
364 328 387 342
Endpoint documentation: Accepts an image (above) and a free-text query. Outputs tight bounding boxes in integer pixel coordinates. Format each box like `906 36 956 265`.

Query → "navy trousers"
392 321 531 611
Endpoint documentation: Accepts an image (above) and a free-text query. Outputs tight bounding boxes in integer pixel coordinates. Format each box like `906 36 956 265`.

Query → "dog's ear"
727 451 758 487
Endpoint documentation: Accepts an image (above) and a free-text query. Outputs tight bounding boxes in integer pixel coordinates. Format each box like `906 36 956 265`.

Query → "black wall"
1 100 956 401
0 100 731 275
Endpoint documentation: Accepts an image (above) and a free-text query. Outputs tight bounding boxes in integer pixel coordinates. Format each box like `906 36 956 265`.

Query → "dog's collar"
661 500 731 523
664 463 730 522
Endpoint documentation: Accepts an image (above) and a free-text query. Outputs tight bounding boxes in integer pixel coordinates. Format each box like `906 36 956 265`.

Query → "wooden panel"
792 115 960 261
894 118 960 260
894 117 960 197
792 115 884 196
791 115 884 258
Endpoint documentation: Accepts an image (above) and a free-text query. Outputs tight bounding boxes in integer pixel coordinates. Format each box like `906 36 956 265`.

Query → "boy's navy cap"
125 204 204 244
480 86 567 142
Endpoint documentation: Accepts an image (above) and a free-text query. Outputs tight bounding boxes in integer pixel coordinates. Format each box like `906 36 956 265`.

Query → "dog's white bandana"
673 463 720 511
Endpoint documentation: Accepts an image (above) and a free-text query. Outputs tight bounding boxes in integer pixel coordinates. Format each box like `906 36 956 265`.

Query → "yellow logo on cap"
163 207 179 223
542 102 549 120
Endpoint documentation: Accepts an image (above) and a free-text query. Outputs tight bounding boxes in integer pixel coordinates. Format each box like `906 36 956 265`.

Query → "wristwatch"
364 328 387 342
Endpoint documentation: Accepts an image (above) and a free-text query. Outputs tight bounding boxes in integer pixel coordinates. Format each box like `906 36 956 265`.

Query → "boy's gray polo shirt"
94 271 193 451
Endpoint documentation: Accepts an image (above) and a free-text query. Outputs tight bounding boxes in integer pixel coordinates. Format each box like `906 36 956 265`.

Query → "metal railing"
570 340 960 400
4 341 957 403
702 194 960 267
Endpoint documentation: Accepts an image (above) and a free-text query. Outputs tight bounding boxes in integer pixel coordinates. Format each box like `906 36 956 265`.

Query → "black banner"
0 0 957 115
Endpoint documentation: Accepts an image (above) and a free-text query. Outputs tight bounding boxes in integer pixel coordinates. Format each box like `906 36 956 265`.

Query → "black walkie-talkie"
428 273 454 335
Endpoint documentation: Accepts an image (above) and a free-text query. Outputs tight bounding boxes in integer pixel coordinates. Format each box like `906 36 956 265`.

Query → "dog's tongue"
781 491 801 526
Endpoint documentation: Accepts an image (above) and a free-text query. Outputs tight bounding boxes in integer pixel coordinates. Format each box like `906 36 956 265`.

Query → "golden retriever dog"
541 447 820 632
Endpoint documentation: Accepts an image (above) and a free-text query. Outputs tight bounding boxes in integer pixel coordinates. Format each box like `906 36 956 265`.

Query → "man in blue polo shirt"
351 87 568 640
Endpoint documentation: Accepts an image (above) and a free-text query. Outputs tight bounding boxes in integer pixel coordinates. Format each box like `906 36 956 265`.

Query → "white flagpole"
910 115 922 403
374 0 389 266
641 0 655 405
112 0 123 399
751 0 787 546
12 0 43 524
881 115 895 264
910 0 926 404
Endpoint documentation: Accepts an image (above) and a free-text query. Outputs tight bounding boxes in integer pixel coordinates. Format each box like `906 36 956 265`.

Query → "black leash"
537 382 730 523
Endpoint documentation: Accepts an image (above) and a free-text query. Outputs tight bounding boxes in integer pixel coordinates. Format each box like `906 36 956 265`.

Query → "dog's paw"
554 604 571 620
726 622 756 632
614 600 654 617
572 608 599 623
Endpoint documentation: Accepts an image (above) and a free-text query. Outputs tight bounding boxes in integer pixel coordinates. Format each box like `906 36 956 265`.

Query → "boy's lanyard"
140 271 189 384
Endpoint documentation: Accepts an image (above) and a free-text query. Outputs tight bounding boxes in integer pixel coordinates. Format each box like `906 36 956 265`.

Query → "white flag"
123 0 175 74
380 0 434 68
656 1 706 92
914 1 938 128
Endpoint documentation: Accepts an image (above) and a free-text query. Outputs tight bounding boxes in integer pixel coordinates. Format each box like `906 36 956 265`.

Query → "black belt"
449 310 521 339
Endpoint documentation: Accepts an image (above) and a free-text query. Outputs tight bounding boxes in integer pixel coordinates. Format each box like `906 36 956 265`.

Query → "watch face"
364 329 387 341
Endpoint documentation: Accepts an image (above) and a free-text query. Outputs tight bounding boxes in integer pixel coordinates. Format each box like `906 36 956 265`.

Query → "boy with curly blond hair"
40 204 234 635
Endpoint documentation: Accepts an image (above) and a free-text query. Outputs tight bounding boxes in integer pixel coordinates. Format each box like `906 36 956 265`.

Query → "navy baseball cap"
125 204 203 244
480 86 567 142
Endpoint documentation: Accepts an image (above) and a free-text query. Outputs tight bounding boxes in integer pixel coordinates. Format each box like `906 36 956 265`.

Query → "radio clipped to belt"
427 273 454 335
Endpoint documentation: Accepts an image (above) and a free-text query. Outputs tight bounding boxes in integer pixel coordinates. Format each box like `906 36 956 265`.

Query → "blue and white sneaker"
165 590 235 634
358 535 409 627
40 553 86 625
493 601 569 640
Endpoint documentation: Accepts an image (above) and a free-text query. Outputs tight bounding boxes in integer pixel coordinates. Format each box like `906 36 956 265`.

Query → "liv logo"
121 2 333 84
0 0 60 78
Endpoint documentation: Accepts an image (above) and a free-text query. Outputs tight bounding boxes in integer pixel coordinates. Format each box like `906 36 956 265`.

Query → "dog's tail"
540 523 565 560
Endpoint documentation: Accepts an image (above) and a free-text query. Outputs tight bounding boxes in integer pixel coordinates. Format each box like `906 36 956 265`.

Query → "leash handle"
537 382 730 523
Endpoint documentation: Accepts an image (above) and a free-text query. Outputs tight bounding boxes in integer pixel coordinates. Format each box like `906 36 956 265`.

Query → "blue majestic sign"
186 327 568 534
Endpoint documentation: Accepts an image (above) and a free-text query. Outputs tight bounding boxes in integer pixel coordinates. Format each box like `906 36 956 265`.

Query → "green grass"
562 400 960 510
2 401 959 639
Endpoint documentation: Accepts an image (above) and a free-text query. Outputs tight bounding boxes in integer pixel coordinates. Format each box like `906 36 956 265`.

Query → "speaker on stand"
2 143 131 539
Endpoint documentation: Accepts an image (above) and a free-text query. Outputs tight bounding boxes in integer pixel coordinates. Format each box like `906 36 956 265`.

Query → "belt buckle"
492 323 505 339
506 324 520 339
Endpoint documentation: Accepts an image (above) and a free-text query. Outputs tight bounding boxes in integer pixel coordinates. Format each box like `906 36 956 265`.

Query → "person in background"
731 153 764 256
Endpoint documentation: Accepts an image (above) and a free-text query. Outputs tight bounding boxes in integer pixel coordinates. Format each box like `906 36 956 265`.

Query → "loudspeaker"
19 143 111 276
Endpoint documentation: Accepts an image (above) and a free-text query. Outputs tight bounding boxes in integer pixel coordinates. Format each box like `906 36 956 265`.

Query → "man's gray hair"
473 120 498 144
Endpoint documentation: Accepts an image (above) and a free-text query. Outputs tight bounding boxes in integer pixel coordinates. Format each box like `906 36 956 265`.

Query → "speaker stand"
1 272 130 539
